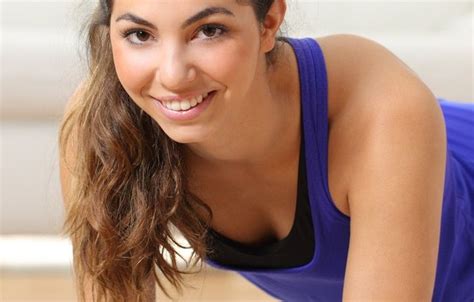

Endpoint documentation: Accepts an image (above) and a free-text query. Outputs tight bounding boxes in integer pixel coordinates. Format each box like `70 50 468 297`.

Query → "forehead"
110 0 257 32
111 0 246 16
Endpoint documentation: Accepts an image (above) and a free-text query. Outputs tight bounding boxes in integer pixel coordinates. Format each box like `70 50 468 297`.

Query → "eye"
195 24 228 41
122 29 153 45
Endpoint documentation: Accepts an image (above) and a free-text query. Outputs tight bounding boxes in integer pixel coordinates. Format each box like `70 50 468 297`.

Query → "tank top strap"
283 37 350 224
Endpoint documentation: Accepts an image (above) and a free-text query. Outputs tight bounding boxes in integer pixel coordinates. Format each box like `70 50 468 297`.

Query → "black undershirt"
205 134 315 269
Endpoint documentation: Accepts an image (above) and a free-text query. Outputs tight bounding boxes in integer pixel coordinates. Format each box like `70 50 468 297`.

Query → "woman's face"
110 0 266 144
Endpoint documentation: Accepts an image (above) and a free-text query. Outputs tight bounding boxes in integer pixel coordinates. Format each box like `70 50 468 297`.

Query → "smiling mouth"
157 90 217 112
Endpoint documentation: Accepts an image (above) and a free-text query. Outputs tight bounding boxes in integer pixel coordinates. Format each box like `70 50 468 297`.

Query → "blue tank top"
205 37 474 301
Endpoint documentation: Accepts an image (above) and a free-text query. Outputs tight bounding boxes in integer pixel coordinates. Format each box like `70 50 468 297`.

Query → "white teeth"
171 101 181 111
162 91 212 111
180 100 191 110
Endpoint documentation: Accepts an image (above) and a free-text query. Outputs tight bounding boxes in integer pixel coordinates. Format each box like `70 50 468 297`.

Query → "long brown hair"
59 0 287 300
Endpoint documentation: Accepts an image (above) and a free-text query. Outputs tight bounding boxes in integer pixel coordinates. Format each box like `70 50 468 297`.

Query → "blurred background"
1 0 472 301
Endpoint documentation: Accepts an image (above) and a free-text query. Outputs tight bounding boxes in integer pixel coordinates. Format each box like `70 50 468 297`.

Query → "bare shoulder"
315 33 435 119
315 33 444 145
314 34 446 217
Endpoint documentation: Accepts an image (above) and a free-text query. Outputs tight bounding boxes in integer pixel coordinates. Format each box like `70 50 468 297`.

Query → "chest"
188 162 301 246
187 126 350 247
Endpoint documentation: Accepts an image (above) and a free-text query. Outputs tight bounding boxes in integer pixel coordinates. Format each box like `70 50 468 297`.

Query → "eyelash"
121 23 229 46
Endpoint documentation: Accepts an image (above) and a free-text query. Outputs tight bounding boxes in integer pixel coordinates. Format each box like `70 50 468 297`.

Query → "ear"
259 0 287 53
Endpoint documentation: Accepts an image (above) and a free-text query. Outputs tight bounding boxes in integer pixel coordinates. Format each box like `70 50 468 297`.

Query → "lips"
157 90 215 103
158 90 216 111
153 90 217 121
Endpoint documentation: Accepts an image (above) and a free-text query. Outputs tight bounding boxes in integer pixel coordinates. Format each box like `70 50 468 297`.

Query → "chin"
164 126 211 145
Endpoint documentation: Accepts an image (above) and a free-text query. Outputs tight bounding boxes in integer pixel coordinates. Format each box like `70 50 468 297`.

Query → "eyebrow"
115 7 235 30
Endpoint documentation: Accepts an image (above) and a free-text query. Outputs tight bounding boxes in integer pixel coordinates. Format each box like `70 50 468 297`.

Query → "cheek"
111 42 155 100
195 39 258 93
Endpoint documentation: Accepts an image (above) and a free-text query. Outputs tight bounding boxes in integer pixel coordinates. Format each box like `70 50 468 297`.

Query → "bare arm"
59 85 156 301
322 35 449 301
341 80 446 300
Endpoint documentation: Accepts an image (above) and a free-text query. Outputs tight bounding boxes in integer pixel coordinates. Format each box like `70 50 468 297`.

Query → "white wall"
286 1 473 102
1 121 63 234
1 0 473 234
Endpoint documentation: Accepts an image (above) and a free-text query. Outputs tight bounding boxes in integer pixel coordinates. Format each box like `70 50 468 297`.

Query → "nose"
158 45 197 91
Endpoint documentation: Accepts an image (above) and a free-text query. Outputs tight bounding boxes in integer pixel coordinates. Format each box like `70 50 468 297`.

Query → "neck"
183 41 300 175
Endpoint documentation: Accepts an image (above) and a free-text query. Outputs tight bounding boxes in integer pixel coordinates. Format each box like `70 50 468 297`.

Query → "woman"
59 0 474 301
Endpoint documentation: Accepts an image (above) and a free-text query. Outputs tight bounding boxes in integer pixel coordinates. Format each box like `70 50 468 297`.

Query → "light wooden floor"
1 269 276 301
